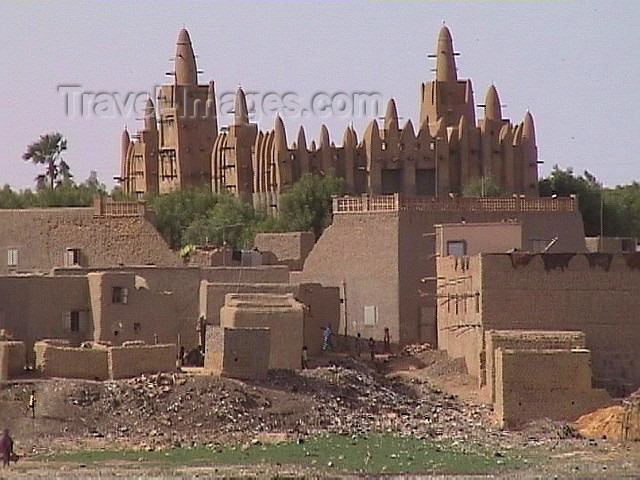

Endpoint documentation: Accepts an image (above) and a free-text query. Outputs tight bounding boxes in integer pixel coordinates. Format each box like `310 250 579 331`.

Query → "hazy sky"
1 0 639 190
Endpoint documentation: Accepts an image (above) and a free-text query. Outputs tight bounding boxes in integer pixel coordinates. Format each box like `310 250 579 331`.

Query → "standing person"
354 333 363 358
197 316 207 352
0 429 14 468
28 390 36 419
178 346 185 368
368 337 376 362
383 328 391 354
322 325 333 352
301 345 309 369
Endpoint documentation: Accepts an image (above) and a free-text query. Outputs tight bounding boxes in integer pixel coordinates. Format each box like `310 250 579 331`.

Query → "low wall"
108 344 177 380
0 341 26 380
495 348 611 428
205 327 270 379
35 341 110 380
34 341 176 380
220 293 304 370
484 330 587 402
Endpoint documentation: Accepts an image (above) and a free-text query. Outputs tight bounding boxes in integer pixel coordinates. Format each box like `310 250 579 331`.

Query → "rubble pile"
59 362 499 449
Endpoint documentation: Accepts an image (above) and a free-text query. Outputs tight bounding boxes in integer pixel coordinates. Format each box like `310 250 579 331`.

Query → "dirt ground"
2 346 640 477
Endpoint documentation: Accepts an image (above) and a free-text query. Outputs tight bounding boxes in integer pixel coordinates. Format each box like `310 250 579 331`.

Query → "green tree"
0 185 25 209
147 189 222 249
277 174 345 238
539 166 605 236
182 194 259 249
22 132 69 189
462 174 504 197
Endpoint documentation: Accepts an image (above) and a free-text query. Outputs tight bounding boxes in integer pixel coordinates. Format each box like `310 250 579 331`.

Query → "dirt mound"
576 404 640 441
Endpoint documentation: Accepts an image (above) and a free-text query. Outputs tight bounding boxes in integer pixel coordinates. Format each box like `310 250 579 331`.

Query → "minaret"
234 87 249 125
143 98 157 131
436 25 457 82
522 111 539 196
522 110 536 144
174 28 198 85
274 114 288 153
120 126 130 182
420 25 474 131
484 85 502 121
207 80 218 136
384 98 399 128
296 125 310 175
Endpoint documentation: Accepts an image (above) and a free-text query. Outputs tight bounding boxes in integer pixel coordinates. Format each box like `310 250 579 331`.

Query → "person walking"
322 325 333 352
0 429 14 467
355 333 363 358
301 345 309 369
383 328 391 354
368 337 376 362
28 390 36 419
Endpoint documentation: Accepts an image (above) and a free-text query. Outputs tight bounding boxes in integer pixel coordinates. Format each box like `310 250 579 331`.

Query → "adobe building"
119 26 540 206
0 197 181 275
0 263 339 366
0 271 181 363
437 252 640 398
296 194 586 347
199 280 339 357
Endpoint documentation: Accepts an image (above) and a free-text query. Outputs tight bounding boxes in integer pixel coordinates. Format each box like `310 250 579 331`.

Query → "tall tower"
155 28 217 194
211 87 257 197
420 26 476 130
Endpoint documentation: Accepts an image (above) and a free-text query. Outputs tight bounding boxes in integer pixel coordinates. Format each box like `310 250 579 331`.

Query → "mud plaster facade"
254 232 316 271
220 293 304 370
0 200 180 275
52 265 290 351
299 195 585 347
199 281 339 356
120 27 540 205
437 253 640 396
435 221 522 256
495 349 610 428
205 326 270 379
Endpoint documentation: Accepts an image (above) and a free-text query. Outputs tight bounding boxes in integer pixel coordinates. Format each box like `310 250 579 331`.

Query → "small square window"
112 286 128 304
446 240 467 257
64 248 81 267
7 249 18 267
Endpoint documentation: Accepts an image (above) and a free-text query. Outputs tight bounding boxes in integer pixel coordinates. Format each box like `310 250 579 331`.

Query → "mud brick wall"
495 349 611 428
0 275 92 364
484 330 587 402
435 255 484 377
0 341 26 380
205 327 270 379
108 344 177 380
220 294 304 370
254 232 315 271
34 341 109 380
482 254 640 393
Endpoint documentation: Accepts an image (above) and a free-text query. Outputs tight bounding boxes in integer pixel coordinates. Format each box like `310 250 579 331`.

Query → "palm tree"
22 133 69 189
